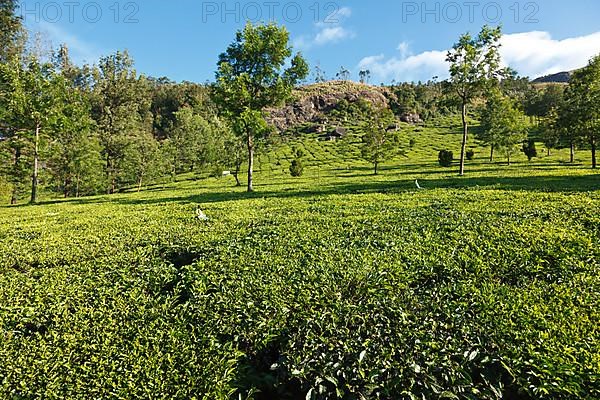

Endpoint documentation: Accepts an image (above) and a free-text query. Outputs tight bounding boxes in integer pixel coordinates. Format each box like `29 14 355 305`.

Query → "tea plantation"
0 125 598 399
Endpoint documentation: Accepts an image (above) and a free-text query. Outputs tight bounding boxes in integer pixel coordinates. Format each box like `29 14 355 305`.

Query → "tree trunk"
106 154 113 194
489 145 494 162
10 147 20 205
374 161 378 175
507 152 511 166
30 124 40 204
547 147 551 157
172 155 178 181
247 134 254 192
137 175 144 192
63 176 71 198
75 175 80 198
233 163 242 186
570 141 575 163
591 135 597 169
459 101 468 176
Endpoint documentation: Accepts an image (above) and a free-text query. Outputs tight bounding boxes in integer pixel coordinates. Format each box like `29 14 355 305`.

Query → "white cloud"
500 31 600 77
358 31 600 83
358 47 447 83
336 7 352 19
314 26 354 46
396 41 411 58
36 22 104 65
294 7 355 50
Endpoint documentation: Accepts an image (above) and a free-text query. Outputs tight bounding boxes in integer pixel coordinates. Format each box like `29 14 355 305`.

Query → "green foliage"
0 0 23 62
91 51 154 193
0 176 10 203
479 90 528 164
360 108 403 174
289 147 305 177
0 55 64 203
560 54 600 168
466 149 475 160
0 158 598 399
539 108 564 153
164 107 215 174
447 25 506 175
522 140 538 161
221 128 246 187
289 159 304 177
438 149 454 167
214 22 309 191
149 79 214 139
47 65 104 197
388 81 453 121
329 98 373 122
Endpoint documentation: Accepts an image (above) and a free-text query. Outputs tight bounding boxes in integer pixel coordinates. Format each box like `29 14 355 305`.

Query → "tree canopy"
214 22 308 192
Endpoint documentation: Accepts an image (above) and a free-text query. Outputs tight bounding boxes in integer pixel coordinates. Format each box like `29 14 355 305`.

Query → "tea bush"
439 150 454 167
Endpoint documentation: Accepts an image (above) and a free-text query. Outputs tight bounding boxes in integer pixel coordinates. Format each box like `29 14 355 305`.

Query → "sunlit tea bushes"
0 148 599 398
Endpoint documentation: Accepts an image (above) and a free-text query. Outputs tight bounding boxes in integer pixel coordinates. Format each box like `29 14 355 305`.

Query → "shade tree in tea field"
479 89 528 164
214 22 309 192
360 107 404 175
446 25 506 175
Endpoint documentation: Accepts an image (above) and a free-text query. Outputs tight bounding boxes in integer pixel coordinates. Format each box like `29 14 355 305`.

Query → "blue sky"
21 0 600 83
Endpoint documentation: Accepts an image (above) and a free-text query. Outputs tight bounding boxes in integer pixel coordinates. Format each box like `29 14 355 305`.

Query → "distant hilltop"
532 71 574 84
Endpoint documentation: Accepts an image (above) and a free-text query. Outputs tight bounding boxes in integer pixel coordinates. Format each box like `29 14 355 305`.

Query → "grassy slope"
0 118 598 398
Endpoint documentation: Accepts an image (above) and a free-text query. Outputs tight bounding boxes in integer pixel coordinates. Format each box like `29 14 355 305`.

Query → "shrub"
290 147 305 177
290 159 304 177
466 149 475 161
522 140 538 161
210 166 224 178
438 150 454 167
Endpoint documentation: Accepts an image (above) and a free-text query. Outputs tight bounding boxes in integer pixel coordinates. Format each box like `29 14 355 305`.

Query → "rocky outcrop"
400 113 422 124
267 81 392 132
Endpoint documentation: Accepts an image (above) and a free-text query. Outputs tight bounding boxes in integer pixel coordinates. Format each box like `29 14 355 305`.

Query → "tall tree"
163 107 219 175
149 79 213 140
562 55 600 169
480 91 527 165
0 56 61 203
313 63 327 83
336 66 350 81
478 89 505 162
360 107 403 175
91 51 153 193
0 0 24 62
554 107 580 164
214 22 308 192
123 130 161 192
359 70 371 84
539 108 563 157
48 53 103 198
446 25 505 175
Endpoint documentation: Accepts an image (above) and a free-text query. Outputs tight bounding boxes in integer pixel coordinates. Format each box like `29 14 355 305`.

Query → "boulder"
400 113 422 124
